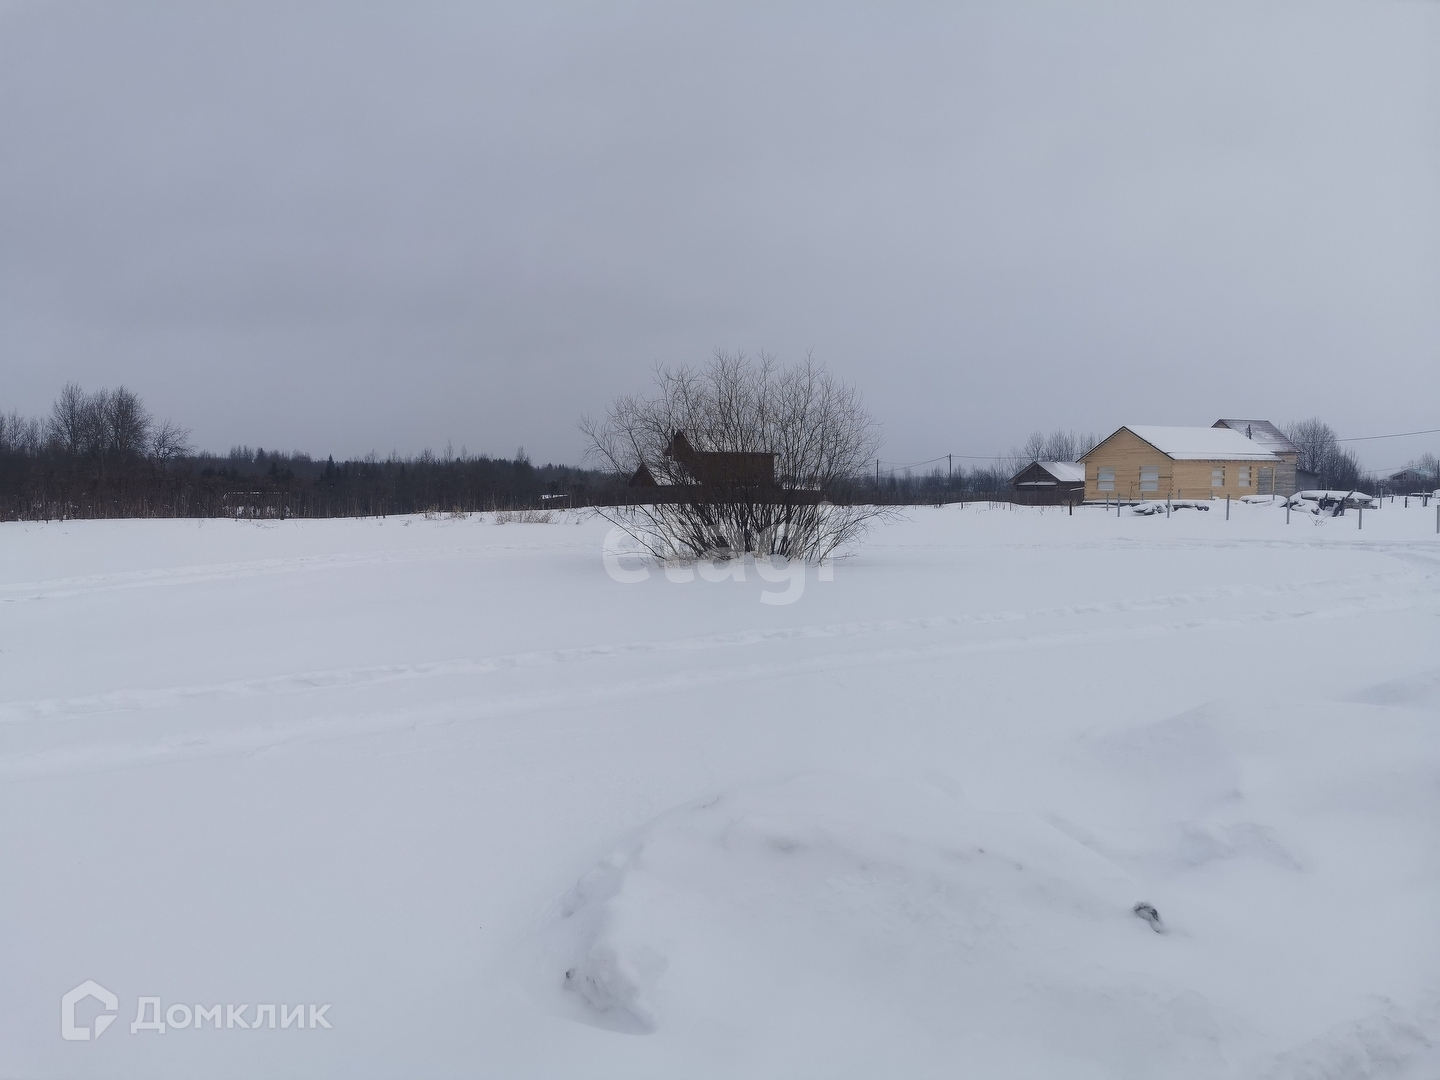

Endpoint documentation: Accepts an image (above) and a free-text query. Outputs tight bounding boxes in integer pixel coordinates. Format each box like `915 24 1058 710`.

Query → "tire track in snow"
0 569 1416 723
5 531 1431 603
0 591 1416 780
0 540 594 601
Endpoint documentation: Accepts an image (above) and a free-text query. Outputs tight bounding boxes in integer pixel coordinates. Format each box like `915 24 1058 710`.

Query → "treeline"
3 384 1382 522
0 384 619 520
1283 418 1368 491
0 383 1037 521
863 466 1025 506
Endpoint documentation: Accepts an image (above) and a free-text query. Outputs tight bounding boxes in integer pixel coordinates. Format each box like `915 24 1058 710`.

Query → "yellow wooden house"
1079 426 1284 502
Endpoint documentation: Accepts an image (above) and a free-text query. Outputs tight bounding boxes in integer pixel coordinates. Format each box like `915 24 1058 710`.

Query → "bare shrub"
493 509 553 524
582 351 889 561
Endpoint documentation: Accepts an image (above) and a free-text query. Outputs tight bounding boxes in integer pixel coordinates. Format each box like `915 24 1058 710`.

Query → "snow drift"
546 773 1232 1075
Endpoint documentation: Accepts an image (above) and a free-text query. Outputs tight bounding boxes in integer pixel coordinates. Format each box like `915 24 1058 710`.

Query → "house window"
1139 465 1159 492
1211 466 1225 488
1238 466 1251 488
1097 467 1115 492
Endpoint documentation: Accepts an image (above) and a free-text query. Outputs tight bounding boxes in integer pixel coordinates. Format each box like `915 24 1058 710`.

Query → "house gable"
1079 428 1174 501
1079 427 1173 465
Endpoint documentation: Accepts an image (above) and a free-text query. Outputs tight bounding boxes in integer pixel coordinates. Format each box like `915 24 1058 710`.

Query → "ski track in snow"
0 566 1418 727
0 588 1419 779
3 526 1435 602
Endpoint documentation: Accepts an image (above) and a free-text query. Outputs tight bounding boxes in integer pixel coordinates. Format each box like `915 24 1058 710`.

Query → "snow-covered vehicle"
1285 489 1376 513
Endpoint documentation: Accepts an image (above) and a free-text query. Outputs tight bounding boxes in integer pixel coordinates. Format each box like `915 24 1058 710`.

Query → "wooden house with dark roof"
1010 461 1085 505
624 431 816 504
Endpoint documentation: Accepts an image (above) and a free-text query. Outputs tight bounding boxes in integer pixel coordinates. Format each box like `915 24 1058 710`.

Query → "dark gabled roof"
1213 419 1300 456
628 462 660 487
1011 460 1084 485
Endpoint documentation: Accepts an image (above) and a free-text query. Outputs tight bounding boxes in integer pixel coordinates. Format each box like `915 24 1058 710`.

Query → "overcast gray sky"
2 0 1436 470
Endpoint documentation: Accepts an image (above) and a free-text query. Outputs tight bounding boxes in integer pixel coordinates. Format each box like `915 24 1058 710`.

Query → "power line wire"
878 453 1010 468
1338 426 1440 442
877 455 951 470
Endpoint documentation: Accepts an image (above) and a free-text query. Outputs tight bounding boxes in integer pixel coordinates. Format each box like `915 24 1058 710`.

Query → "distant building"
623 431 818 505
1211 419 1311 494
1385 465 1437 492
1079 426 1282 502
1010 461 1085 505
663 431 777 487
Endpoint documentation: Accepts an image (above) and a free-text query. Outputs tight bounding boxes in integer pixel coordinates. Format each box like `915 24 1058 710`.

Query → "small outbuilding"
1010 461 1085 505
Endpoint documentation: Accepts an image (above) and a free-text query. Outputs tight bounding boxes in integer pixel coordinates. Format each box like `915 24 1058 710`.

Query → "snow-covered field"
3 501 1439 1078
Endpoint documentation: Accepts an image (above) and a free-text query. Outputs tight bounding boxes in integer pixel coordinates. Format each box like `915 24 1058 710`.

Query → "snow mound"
1266 998 1440 1080
546 773 1230 1074
1131 500 1212 515
1287 490 1377 509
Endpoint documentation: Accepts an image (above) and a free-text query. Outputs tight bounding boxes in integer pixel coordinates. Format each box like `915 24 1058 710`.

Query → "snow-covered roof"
1121 426 1281 461
1212 419 1300 456
1035 461 1085 482
1010 460 1085 485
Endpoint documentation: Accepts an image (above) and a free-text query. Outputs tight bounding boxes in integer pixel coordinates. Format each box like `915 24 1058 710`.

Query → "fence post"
1226 494 1230 520
1358 505 1362 530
